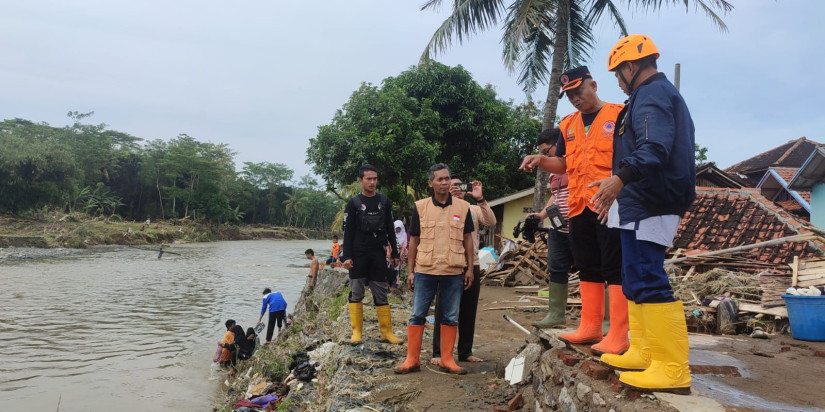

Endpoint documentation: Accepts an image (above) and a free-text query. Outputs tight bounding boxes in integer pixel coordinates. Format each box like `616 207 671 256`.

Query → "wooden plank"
792 255 800 287
797 279 825 288
738 302 788 317
798 260 825 271
797 273 825 282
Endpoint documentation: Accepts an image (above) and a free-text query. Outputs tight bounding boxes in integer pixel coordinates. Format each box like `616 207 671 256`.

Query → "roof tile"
673 187 824 264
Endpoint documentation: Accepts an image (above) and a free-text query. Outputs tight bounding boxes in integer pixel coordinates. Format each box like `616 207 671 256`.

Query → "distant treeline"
0 112 338 229
2 63 545 230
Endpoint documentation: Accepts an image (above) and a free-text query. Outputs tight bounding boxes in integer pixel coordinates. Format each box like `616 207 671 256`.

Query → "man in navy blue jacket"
590 34 695 395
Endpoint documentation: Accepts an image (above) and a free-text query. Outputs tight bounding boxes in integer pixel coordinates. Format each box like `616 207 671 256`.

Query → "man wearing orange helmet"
590 34 696 394
520 66 629 357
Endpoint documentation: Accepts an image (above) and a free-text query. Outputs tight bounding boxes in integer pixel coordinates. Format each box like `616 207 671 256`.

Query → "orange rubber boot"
393 325 424 374
438 325 468 375
559 281 605 345
590 284 629 355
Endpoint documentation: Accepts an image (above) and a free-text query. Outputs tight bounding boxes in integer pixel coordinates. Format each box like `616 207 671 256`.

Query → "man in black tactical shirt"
341 164 403 345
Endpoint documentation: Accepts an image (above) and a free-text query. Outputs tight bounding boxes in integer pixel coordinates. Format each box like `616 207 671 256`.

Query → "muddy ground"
388 286 825 412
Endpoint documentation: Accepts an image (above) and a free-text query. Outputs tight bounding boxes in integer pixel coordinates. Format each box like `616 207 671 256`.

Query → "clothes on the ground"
349 276 389 306
568 208 622 285
408 196 474 276
342 193 398 261
556 103 624 218
432 264 482 359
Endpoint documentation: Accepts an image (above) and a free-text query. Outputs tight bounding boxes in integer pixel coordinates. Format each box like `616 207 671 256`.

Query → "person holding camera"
520 66 628 357
341 164 403 346
529 128 575 329
430 175 496 365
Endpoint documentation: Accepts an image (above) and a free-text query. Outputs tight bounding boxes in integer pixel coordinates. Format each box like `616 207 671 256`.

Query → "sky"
1 1 824 182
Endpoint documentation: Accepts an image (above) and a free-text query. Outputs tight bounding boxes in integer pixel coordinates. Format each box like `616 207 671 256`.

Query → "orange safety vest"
559 103 624 218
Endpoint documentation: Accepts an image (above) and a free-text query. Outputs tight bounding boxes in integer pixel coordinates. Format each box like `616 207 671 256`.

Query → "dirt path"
382 285 825 412
383 286 538 412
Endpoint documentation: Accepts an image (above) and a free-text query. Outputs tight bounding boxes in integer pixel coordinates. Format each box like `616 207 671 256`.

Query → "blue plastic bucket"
781 294 825 342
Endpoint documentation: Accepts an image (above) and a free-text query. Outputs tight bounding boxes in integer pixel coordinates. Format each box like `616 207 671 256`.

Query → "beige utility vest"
413 197 470 275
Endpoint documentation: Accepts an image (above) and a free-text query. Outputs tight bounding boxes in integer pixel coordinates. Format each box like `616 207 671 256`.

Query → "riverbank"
0 214 326 250
216 269 825 412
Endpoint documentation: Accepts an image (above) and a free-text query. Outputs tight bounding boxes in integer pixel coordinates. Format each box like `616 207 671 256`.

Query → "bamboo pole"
665 233 823 264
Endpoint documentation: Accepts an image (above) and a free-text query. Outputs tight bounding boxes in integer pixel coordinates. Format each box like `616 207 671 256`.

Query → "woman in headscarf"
393 220 408 270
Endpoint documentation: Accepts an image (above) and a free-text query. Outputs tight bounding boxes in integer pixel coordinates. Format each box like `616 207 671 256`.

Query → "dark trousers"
432 265 481 360
266 310 286 342
568 208 622 285
619 229 676 303
547 229 574 284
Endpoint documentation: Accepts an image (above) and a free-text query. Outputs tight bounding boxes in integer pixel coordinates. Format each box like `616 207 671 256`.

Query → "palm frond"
567 1 595 67
586 0 628 36
514 22 555 93
501 0 555 73
621 0 733 32
420 0 506 64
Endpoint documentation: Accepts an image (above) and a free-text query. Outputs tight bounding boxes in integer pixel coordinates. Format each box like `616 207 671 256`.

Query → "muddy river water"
0 239 329 411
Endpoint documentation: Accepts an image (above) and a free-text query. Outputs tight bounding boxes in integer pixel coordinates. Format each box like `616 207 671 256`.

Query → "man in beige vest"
394 163 474 375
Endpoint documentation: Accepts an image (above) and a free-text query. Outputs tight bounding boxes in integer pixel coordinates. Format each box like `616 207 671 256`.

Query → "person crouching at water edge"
257 288 287 344
394 163 475 375
340 164 403 345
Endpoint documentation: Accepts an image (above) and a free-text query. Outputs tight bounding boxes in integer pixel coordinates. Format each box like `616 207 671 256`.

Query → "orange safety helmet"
607 34 659 71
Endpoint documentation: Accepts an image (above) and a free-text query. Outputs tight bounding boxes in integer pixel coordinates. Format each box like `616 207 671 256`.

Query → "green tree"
307 62 539 205
0 119 81 213
421 0 733 211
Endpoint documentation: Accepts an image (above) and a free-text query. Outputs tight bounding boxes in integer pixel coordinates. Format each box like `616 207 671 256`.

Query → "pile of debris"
480 240 547 286
483 234 825 336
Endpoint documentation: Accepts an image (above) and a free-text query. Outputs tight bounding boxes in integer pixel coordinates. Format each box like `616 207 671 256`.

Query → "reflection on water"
0 239 329 412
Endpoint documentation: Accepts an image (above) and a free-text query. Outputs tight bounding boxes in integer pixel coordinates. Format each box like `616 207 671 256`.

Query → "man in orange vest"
394 163 475 375
520 66 628 356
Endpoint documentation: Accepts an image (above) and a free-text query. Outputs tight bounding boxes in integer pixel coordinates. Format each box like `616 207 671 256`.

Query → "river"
0 239 330 411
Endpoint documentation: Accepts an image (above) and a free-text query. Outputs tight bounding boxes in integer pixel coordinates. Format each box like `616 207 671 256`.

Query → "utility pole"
674 63 681 91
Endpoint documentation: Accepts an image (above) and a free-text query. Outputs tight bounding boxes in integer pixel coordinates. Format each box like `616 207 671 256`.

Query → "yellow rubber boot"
600 301 650 371
620 301 691 394
394 325 424 374
438 325 467 375
376 305 403 344
591 284 629 355
559 281 605 344
348 302 363 345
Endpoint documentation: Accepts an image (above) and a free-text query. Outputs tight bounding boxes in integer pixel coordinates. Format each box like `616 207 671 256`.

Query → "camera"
544 204 566 230
453 182 469 192
513 214 550 243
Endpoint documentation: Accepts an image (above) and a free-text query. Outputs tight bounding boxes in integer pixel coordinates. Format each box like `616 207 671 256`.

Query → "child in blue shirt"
256 288 288 344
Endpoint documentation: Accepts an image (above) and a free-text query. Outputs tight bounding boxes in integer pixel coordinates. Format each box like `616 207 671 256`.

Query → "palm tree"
420 0 732 211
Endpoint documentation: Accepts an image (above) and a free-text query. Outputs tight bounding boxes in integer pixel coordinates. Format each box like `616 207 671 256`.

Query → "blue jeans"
620 229 675 303
409 273 463 326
